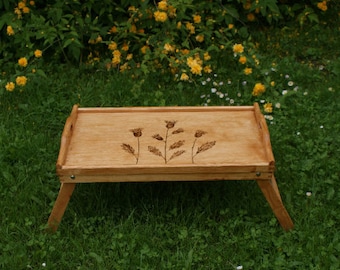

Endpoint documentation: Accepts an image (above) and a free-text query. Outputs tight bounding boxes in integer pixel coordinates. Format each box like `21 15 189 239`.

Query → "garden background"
1 0 340 269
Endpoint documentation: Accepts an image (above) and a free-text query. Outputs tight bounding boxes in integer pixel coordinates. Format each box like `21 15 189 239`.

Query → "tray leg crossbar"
47 183 76 232
257 176 294 231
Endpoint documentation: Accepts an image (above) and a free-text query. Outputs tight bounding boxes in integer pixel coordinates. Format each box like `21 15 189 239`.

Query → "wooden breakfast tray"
47 104 293 231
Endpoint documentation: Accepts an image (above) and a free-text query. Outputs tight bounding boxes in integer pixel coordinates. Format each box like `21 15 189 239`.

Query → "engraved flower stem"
191 138 197 163
164 128 169 163
136 137 140 164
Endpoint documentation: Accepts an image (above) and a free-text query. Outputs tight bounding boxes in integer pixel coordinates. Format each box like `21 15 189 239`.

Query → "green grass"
1 23 340 269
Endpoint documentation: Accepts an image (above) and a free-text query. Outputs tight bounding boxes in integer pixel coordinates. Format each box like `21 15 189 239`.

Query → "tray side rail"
56 105 78 170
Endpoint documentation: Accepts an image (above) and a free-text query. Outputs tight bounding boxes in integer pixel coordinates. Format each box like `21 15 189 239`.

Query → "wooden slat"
56 105 78 169
253 103 275 166
77 106 255 114
59 172 273 183
57 164 272 176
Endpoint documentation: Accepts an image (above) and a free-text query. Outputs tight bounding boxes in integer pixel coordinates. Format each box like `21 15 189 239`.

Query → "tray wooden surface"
56 104 275 182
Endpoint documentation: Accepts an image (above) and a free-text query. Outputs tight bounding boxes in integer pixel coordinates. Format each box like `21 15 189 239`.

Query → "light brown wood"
56 105 78 170
257 176 293 231
48 104 293 231
47 183 76 232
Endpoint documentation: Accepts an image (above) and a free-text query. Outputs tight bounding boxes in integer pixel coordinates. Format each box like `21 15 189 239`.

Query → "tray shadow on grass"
63 180 269 227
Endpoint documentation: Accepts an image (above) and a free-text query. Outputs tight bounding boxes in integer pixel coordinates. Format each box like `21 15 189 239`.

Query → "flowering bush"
0 0 337 95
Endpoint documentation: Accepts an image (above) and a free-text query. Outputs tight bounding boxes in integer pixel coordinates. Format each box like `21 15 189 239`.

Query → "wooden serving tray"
48 104 293 231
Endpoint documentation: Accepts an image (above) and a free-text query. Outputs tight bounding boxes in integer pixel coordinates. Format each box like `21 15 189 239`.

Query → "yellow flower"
34 49 42 58
177 21 182 29
247 13 255 21
317 1 327 11
228 24 234 29
168 5 177 18
109 26 118 34
244 67 252 75
18 1 26 9
190 63 202 75
120 63 129 72
203 52 211 61
29 1 35 6
252 83 266 96
108 41 117 51
158 0 168 11
22 6 30 13
264 103 273 113
180 73 189 81
5 82 15 92
164 43 174 52
239 56 247 64
195 34 204 43
130 24 137 33
96 35 102 43
193 14 201 24
270 81 275 87
141 45 149 54
185 22 195 34
154 11 168 22
7 25 15 36
233 43 244 54
126 53 133 60
112 56 121 65
112 50 121 57
203 65 212 73
122 43 129 51
18 57 28 67
16 76 27 86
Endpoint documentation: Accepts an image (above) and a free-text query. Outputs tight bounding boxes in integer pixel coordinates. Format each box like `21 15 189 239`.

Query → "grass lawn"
1 23 340 269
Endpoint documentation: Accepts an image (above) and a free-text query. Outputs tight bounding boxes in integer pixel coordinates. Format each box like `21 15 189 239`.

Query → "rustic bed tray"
47 103 293 231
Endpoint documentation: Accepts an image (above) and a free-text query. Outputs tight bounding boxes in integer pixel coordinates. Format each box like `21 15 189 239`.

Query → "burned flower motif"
130 128 143 137
172 128 184 134
152 134 164 141
194 130 207 138
165 120 176 129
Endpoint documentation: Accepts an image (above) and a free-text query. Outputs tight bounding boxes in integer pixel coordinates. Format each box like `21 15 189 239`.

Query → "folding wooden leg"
256 176 294 231
47 183 76 232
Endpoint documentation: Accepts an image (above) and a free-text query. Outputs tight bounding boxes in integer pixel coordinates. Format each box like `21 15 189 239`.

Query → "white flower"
219 93 224 98
285 74 290 79
201 81 207 85
219 81 224 85
320 125 324 129
288 81 294 86
206 77 211 82
275 102 281 109
236 266 243 270
260 99 265 103
242 81 247 86
237 92 241 97
230 99 234 104
213 81 218 86
214 73 218 77
303 91 308 95
296 131 301 135
293 86 299 91
265 115 274 120
211 88 217 93
306 191 312 197
282 90 288 95
200 94 206 98
42 263 46 267
227 80 232 85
